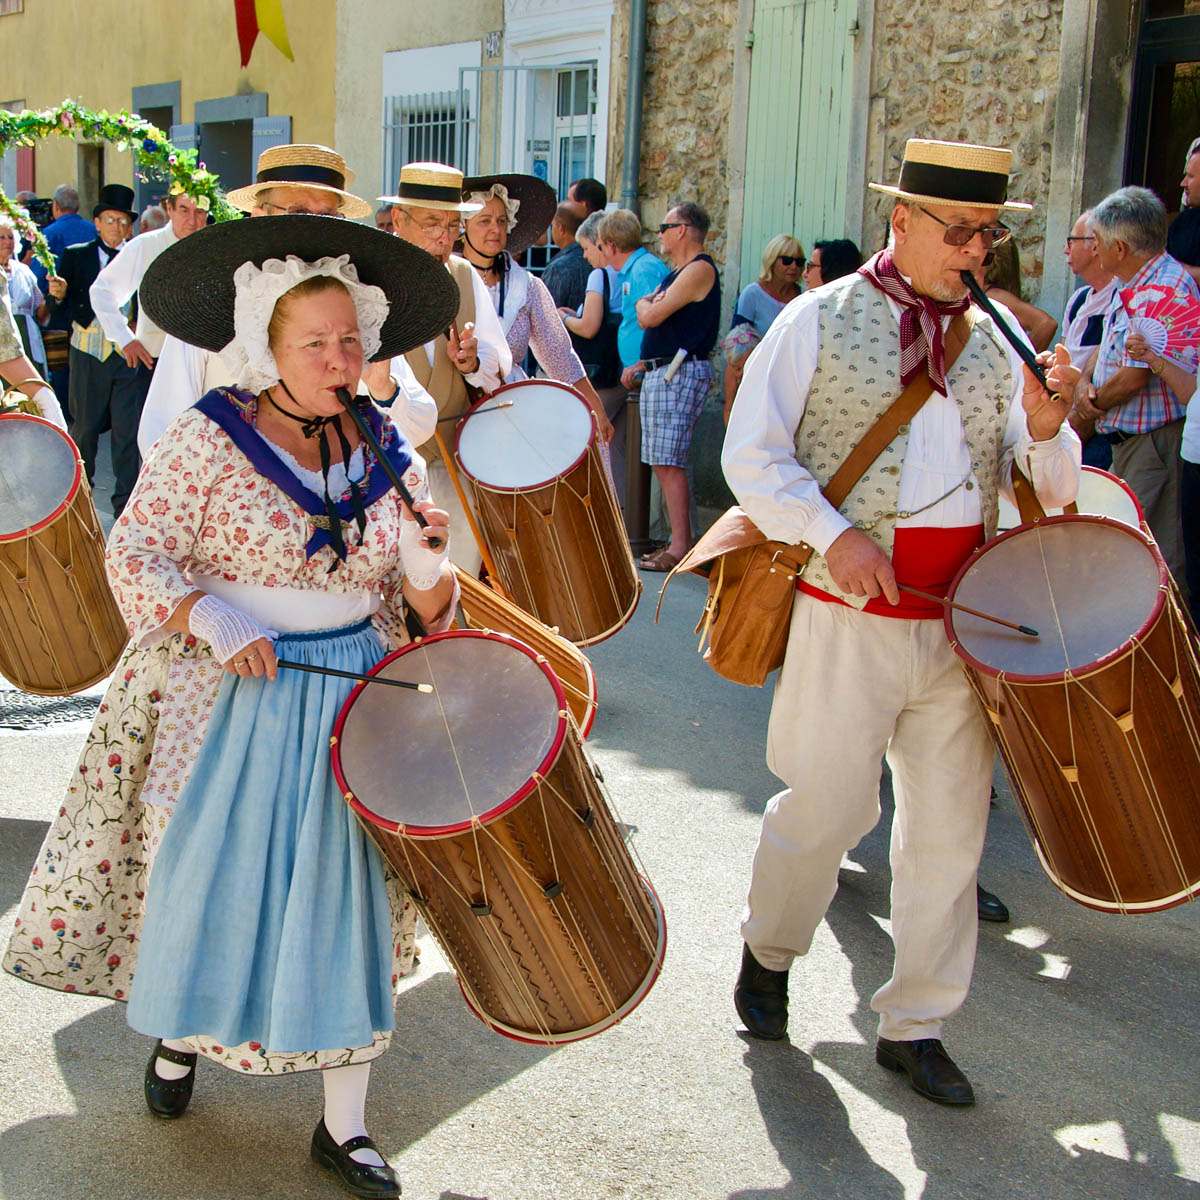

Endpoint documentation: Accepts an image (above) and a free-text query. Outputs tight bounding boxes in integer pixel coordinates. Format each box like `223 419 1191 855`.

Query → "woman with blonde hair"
732 233 805 338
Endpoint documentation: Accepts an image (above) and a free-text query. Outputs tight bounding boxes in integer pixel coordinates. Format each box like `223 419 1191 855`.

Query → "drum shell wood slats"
949 517 1200 913
454 382 640 647
368 733 662 1041
467 449 639 646
0 417 127 695
332 630 664 1043
454 566 598 738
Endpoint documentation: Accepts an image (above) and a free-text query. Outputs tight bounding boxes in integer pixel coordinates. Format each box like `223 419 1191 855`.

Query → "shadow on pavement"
0 970 549 1200
0 816 49 910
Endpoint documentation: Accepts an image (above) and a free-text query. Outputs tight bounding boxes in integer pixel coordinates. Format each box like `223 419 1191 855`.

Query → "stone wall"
608 0 739 272
867 0 1066 302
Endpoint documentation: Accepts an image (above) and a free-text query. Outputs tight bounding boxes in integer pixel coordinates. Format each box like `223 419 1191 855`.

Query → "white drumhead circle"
0 415 79 538
456 382 593 490
997 466 1142 531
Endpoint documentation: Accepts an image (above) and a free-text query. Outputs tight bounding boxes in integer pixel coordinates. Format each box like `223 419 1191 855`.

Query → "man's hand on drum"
825 527 899 605
1021 343 1080 442
448 322 480 376
225 636 278 681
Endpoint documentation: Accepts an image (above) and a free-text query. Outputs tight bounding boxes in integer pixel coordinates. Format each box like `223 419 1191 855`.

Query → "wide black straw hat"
461 173 559 257
139 215 460 360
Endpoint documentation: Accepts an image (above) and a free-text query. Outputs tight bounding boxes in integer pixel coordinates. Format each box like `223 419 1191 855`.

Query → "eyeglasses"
260 201 344 218
917 206 1011 249
778 255 805 267
98 214 132 227
658 222 688 234
1065 235 1095 244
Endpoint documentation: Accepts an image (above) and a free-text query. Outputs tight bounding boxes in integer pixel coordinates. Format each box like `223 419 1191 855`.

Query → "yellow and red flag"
235 0 295 68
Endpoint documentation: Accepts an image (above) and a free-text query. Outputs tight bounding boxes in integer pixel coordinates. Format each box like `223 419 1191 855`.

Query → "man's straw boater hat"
224 145 373 220
869 138 1033 211
379 162 484 215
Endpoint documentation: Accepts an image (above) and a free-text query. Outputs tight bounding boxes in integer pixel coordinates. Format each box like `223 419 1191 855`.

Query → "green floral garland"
0 100 239 272
0 192 53 273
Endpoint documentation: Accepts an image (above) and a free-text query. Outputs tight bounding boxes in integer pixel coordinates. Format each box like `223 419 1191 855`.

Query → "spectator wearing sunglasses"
734 235 805 337
803 238 864 289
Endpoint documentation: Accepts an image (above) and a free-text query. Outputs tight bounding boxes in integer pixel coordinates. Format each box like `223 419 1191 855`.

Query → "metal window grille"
382 91 464 192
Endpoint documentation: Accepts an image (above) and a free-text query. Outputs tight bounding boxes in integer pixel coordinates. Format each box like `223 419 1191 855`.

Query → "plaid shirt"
1094 252 1200 435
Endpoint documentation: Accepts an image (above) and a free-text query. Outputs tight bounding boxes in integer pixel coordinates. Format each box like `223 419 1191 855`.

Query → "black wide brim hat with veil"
139 215 459 359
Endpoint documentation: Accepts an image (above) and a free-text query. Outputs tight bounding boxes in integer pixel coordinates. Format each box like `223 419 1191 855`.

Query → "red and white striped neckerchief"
858 249 969 396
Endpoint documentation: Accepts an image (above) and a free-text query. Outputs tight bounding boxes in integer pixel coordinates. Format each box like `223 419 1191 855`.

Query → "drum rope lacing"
0 498 110 693
482 452 627 640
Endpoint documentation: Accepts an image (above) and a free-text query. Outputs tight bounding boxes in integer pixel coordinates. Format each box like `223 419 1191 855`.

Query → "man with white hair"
383 160 512 574
138 145 437 457
1075 186 1200 592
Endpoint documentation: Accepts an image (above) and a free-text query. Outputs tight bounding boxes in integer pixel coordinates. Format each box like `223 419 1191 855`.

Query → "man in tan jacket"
383 161 512 574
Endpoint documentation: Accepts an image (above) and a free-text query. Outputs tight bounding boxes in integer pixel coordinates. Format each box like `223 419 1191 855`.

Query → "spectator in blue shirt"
33 185 93 411
32 185 96 288
596 209 670 375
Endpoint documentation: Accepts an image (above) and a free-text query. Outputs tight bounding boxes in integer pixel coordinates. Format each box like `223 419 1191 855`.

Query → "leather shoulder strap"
822 311 974 510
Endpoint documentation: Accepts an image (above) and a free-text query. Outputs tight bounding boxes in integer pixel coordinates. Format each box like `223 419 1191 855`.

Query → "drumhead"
333 630 568 836
997 466 1144 531
947 516 1166 681
0 414 81 541
456 380 593 490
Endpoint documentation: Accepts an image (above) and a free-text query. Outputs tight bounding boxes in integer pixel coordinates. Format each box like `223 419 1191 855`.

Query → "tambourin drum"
0 413 128 694
454 566 598 738
997 466 1145 532
41 330 69 373
454 379 640 647
331 629 665 1042
947 515 1200 913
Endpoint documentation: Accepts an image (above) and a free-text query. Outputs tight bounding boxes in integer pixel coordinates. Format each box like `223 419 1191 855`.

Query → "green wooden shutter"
740 0 858 288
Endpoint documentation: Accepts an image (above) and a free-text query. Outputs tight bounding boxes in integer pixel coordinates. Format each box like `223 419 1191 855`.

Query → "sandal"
639 548 682 572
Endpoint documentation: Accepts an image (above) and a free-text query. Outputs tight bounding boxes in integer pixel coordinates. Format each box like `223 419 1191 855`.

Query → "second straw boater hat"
380 162 483 214
869 138 1033 211
224 144 373 220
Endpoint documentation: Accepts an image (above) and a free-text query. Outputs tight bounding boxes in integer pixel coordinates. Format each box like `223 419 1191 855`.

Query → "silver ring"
233 659 247 667
245 651 259 659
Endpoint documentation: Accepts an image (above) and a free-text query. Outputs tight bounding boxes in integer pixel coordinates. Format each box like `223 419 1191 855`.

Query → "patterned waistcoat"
406 254 478 465
796 274 1015 608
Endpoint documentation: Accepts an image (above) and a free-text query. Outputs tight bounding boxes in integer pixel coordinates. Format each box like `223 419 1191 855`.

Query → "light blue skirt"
127 619 395 1053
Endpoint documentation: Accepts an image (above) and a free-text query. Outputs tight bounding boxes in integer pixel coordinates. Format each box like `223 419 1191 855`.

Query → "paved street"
2 483 1200 1198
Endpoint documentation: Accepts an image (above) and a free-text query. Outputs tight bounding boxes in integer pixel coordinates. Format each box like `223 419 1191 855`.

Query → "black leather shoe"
876 1037 975 1106
977 883 1010 923
311 1119 401 1198
143 1039 197 1119
734 943 789 1040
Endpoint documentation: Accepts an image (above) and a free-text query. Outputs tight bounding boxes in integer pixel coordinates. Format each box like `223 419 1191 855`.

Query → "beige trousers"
427 457 483 578
741 595 994 1041
1111 418 1187 602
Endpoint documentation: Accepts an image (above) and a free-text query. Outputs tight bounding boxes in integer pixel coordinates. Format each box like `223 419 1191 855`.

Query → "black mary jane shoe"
311 1118 402 1199
734 943 790 1040
876 1037 975 1106
143 1039 198 1119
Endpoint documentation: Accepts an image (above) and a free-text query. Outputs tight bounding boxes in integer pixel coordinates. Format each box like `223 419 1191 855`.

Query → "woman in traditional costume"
459 173 615 443
4 215 460 1199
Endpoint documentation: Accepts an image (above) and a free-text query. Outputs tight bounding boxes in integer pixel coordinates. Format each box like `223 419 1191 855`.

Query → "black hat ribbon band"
257 164 347 190
396 181 466 203
898 161 1010 205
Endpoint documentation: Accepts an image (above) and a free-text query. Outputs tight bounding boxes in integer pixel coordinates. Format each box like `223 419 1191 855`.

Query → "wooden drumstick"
277 659 433 692
432 420 512 601
898 584 1039 638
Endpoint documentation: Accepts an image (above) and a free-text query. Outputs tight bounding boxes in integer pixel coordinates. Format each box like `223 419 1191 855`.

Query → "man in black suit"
45 184 141 516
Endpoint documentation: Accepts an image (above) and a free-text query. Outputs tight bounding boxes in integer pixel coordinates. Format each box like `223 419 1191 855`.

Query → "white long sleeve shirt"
137 334 438 458
420 262 512 391
89 223 178 357
722 288 1081 555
